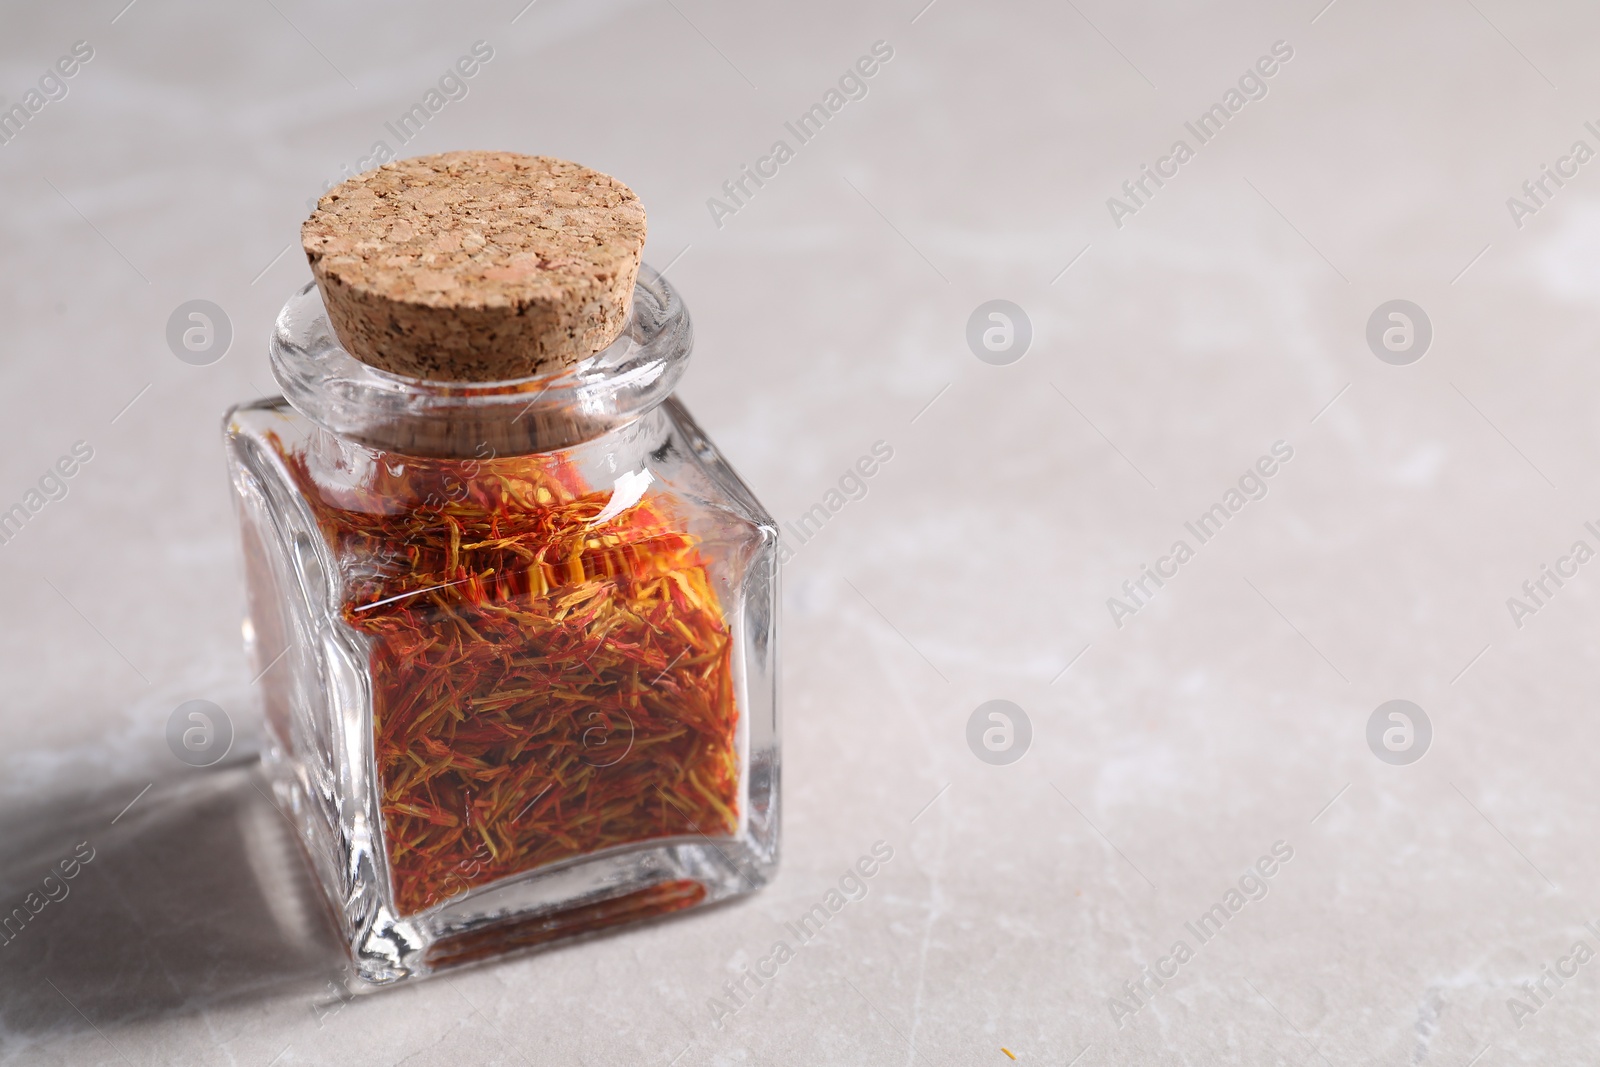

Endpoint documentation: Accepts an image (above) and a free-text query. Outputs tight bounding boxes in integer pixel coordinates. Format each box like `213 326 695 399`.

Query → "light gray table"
2 0 1596 1062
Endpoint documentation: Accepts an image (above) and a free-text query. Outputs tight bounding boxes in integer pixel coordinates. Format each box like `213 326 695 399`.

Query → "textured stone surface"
303 151 646 381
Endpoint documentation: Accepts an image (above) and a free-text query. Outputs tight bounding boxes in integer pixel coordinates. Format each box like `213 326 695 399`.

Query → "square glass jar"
225 267 779 987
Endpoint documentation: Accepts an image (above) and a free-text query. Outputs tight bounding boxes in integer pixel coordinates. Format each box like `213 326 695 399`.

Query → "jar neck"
270 265 691 459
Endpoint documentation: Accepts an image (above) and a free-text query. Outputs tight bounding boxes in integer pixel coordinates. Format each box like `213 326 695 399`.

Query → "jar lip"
269 264 691 456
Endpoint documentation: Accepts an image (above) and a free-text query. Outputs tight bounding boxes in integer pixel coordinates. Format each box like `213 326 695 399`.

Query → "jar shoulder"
224 395 776 570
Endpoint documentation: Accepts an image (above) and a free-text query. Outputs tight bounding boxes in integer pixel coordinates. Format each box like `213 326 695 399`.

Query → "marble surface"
3 0 1600 1062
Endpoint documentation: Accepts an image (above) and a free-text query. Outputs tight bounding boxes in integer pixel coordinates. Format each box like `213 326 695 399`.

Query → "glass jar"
225 265 779 987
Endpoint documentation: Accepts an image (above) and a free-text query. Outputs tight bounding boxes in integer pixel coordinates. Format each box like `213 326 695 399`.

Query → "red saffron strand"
279 441 739 916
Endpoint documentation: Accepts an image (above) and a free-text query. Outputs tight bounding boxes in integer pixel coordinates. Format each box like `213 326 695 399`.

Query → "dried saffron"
227 152 778 987
424 880 707 971
281 446 740 916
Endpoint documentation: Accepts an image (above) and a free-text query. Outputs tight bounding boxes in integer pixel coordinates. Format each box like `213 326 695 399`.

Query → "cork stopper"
301 151 647 382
